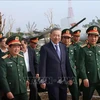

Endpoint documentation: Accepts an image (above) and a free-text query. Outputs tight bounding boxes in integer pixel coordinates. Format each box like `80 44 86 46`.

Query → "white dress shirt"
23 48 30 72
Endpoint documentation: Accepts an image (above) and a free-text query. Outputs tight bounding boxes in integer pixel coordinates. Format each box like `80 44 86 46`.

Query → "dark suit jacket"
39 41 73 83
28 46 39 76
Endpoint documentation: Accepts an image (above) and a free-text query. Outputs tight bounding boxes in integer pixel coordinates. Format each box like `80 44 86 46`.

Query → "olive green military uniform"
73 41 83 73
0 53 28 100
67 45 79 100
79 44 100 100
61 28 79 100
79 25 100 100
72 41 84 95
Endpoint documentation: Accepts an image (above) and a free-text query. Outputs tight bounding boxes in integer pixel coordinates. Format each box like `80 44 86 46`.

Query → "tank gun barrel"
70 18 86 30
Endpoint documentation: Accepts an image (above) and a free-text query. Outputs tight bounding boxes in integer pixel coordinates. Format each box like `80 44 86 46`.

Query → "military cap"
86 25 100 36
30 36 39 43
73 30 81 37
62 29 73 38
6 35 21 45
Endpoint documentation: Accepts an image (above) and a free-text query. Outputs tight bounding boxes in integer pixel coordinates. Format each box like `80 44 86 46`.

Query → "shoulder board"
81 44 87 48
2 54 9 59
18 54 24 57
97 44 100 47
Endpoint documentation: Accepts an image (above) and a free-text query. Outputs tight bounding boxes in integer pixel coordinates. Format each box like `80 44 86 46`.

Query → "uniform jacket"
79 44 100 83
73 41 83 76
67 45 77 77
0 53 28 95
73 41 83 67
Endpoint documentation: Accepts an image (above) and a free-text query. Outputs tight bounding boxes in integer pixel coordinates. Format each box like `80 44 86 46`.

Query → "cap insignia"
15 36 19 40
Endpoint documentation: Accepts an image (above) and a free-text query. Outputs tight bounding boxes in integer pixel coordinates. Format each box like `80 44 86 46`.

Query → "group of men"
0 25 100 100
0 35 41 100
60 25 100 100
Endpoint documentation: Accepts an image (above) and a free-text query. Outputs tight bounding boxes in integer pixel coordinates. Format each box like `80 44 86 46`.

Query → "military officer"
29 37 40 63
72 30 83 69
72 30 84 95
72 30 83 45
61 29 79 100
79 25 100 100
0 35 28 100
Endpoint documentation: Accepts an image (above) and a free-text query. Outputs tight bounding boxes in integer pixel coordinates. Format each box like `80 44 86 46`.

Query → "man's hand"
36 74 39 79
68 80 73 86
26 81 29 87
40 83 46 89
7 92 14 99
83 79 89 87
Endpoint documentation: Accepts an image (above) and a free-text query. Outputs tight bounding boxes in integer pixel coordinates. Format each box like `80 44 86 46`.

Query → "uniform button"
22 64 24 66
9 82 11 84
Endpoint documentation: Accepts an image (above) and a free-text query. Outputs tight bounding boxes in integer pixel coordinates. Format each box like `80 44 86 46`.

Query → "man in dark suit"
39 27 74 100
21 38 41 100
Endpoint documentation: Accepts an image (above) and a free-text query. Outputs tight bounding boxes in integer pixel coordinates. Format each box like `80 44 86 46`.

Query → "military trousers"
83 82 100 100
69 83 79 100
2 92 28 100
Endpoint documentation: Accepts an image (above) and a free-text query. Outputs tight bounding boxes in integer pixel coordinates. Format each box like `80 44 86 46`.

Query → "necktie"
55 45 61 59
